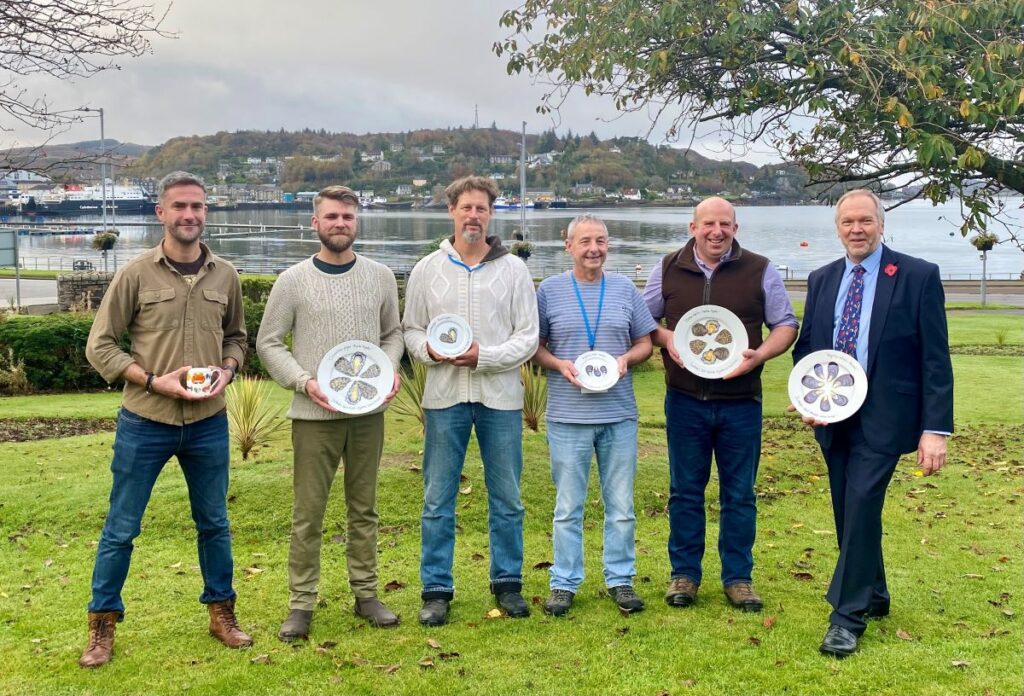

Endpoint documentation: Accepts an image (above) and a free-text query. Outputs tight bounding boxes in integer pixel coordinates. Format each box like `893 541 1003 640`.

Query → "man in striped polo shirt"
533 214 657 616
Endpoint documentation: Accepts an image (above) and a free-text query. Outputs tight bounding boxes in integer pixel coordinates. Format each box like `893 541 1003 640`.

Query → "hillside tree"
496 0 1024 245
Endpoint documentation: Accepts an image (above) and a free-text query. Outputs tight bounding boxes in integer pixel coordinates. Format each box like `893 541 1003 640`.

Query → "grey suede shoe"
277 609 313 642
354 596 400 628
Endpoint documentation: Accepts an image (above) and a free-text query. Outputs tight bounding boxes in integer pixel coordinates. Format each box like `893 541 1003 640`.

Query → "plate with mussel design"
788 349 867 424
573 350 619 393
427 313 473 359
672 304 748 379
316 340 395 415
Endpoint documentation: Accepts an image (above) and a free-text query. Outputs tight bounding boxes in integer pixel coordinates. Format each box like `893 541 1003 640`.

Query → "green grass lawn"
1 314 1022 695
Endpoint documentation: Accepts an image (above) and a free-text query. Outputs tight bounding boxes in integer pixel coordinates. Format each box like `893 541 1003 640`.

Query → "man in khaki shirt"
79 172 250 668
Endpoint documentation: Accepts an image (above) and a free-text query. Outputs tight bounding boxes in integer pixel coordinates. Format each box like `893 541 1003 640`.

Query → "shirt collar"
693 246 731 274
845 244 883 275
153 240 215 267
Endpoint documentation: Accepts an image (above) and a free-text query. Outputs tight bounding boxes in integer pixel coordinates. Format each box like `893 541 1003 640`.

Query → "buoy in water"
799 241 809 248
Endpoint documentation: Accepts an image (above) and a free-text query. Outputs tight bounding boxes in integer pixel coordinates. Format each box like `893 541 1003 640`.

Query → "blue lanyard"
571 272 605 351
447 254 485 273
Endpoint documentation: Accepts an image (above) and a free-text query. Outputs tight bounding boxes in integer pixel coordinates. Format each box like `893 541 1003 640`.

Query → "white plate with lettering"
788 349 868 424
573 350 619 393
673 305 748 379
317 340 395 415
427 313 473 358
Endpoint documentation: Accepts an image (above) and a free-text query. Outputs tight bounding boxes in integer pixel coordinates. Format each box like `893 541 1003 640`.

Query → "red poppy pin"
884 263 898 277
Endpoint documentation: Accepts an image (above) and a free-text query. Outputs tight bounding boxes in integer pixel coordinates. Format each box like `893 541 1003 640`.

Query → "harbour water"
11 199 1024 279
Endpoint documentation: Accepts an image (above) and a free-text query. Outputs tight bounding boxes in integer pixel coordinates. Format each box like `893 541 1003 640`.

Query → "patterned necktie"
835 265 866 357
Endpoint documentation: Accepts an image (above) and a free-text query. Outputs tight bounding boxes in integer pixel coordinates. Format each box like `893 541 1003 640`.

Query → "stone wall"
57 272 114 312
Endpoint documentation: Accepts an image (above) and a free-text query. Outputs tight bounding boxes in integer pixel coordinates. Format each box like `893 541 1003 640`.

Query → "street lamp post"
80 107 107 233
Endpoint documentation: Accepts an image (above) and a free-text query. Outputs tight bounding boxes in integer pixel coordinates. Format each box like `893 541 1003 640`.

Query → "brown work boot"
79 611 120 668
354 596 400 628
665 577 699 607
207 599 253 648
724 582 763 612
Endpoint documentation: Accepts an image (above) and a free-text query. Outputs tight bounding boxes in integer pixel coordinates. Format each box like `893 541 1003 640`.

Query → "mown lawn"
0 312 1021 695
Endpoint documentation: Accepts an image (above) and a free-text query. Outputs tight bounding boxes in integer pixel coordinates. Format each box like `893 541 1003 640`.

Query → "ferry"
28 183 156 215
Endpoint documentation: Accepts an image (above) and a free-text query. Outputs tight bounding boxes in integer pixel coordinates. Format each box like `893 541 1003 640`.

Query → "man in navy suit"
792 189 953 658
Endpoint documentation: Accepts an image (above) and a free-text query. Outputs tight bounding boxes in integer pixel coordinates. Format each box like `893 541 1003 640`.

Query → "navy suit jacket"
793 245 954 455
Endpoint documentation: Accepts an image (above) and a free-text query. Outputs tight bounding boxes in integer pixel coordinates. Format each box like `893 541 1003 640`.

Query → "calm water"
13 199 1024 279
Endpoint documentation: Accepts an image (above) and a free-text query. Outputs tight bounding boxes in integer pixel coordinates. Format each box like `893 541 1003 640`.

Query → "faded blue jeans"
88 408 235 615
547 419 638 592
420 403 524 599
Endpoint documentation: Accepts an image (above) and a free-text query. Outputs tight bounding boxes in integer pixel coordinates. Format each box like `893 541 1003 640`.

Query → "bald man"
645 197 798 613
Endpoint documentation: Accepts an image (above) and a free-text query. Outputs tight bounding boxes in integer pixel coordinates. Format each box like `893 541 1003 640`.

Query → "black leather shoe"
819 624 859 658
496 591 530 618
418 599 450 627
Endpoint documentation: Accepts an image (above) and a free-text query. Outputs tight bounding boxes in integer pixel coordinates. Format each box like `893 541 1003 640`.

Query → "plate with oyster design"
672 304 748 379
788 349 867 424
317 340 395 414
427 313 473 358
573 350 620 393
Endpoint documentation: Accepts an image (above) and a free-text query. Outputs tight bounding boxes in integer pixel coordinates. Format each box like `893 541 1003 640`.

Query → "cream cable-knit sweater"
256 255 403 420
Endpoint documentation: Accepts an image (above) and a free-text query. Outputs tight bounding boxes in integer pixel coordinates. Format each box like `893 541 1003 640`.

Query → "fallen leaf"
962 574 984 580
951 660 970 668
459 474 469 482
533 561 553 570
376 664 401 674
774 659 786 667
748 636 762 646
426 638 442 650
418 657 435 669
1002 609 1015 618
438 651 460 660
168 562 182 569
896 628 914 641
531 595 543 605
331 534 345 544
384 580 406 592
616 626 630 636
43 559 53 568
471 553 484 561
998 556 1010 563
350 654 369 666
408 466 421 473
250 654 271 665
485 608 504 619
763 616 776 630
244 567 263 576
684 679 697 688
459 486 472 495
319 641 337 649
329 675 343 684
29 638 44 644
791 571 814 581
791 523 804 529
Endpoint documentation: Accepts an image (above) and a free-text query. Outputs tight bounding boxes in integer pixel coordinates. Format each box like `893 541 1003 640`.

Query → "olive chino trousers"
288 414 385 610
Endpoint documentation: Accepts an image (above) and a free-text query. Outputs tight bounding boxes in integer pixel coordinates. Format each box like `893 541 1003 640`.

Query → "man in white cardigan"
257 185 403 639
403 176 539 626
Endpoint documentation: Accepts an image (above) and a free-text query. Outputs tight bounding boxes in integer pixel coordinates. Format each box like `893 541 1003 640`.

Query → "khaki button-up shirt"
86 242 247 425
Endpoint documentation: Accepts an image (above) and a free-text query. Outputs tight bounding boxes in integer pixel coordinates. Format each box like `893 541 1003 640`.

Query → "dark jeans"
665 390 762 586
88 408 235 614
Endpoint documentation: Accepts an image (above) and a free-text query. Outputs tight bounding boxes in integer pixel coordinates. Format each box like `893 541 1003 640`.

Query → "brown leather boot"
79 611 119 668
207 599 253 648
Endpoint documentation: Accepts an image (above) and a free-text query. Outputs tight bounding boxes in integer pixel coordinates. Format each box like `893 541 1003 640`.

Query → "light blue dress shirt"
832 245 883 372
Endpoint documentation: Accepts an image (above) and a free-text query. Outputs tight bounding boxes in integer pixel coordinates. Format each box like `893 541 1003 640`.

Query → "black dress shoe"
496 591 530 618
418 599 450 626
819 624 859 658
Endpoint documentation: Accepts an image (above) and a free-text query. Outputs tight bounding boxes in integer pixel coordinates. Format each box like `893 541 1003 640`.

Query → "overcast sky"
7 0 777 163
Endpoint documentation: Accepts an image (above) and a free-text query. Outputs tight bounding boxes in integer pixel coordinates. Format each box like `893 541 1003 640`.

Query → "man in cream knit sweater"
257 185 403 638
403 176 539 626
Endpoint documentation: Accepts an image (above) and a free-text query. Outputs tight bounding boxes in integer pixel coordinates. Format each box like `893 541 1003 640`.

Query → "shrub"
0 314 122 391
241 297 269 378
0 347 31 395
240 275 276 303
390 360 427 431
226 376 288 460
521 363 547 431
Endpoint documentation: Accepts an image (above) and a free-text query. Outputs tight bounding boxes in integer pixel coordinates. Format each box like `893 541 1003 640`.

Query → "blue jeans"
665 390 762 586
547 419 638 592
421 403 524 599
88 408 235 614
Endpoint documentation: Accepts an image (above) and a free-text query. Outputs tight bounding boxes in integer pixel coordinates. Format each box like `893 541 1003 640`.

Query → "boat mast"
519 121 526 235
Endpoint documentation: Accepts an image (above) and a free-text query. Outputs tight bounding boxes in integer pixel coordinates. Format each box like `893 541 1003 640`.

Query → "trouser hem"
422 589 454 601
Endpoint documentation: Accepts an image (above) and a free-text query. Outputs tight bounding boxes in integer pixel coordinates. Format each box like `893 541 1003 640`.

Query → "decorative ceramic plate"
427 313 473 358
673 305 748 379
573 350 620 393
788 349 868 424
316 340 395 415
